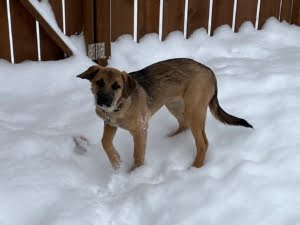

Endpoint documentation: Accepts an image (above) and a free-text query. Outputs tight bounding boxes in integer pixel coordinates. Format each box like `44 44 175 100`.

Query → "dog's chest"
97 110 127 128
104 115 123 127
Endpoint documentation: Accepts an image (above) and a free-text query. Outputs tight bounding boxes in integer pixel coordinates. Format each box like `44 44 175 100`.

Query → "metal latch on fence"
88 42 105 60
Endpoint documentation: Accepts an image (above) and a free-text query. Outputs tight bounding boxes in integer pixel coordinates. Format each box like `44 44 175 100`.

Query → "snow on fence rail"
0 0 300 65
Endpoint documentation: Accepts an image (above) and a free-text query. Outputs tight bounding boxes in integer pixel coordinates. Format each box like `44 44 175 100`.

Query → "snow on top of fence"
29 0 83 57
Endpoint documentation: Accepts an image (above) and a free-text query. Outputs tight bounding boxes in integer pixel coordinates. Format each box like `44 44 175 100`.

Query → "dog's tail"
209 73 253 129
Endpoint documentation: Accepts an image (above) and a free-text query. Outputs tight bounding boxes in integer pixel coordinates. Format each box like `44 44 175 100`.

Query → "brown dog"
77 58 252 170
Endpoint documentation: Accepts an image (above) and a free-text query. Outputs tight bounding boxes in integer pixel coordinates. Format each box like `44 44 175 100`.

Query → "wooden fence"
0 0 300 66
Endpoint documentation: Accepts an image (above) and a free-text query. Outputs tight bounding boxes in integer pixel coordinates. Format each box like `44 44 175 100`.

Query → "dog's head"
77 65 137 112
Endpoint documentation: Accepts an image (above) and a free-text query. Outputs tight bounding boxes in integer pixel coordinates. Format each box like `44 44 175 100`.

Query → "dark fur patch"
129 58 198 97
129 68 153 96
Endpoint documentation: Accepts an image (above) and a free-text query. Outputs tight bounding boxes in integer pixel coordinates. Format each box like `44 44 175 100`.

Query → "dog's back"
129 58 213 99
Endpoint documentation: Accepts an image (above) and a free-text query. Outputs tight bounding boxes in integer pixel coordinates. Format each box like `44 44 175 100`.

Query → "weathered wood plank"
111 0 134 41
65 0 83 35
235 0 258 31
162 0 185 40
10 0 38 62
291 0 300 25
187 0 210 36
258 0 281 28
49 0 63 30
40 0 64 60
138 0 159 40
39 25 65 60
211 0 234 33
280 0 293 23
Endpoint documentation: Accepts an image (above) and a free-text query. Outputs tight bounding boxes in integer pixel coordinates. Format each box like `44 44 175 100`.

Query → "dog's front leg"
130 126 148 170
101 123 121 169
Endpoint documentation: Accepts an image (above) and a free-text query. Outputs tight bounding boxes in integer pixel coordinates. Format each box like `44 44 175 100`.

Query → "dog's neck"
112 102 124 112
98 97 131 115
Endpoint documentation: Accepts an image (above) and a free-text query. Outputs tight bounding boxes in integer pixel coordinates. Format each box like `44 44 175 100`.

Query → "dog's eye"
96 79 105 87
111 82 121 90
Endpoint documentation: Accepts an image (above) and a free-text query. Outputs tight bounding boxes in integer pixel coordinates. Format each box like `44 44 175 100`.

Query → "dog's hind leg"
185 103 209 168
183 79 211 168
166 99 188 137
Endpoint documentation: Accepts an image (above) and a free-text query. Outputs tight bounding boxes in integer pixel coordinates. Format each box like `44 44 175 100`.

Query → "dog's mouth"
95 98 117 113
95 97 125 113
96 104 116 113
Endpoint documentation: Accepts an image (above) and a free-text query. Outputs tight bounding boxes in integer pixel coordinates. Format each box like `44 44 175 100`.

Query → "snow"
1 18 300 225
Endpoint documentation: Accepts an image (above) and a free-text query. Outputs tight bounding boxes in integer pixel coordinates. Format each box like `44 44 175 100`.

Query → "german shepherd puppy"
77 58 252 170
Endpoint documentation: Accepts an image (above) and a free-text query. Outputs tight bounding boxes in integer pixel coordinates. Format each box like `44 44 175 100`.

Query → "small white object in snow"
73 135 90 154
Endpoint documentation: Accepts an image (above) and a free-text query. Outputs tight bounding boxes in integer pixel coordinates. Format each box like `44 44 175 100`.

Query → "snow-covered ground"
1 19 300 225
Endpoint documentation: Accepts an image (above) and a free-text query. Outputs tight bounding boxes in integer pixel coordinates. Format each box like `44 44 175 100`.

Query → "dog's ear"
76 66 100 81
122 72 137 98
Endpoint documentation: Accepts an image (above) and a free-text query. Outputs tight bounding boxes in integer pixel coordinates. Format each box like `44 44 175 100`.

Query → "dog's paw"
130 164 137 172
130 162 144 172
112 161 121 170
111 153 122 170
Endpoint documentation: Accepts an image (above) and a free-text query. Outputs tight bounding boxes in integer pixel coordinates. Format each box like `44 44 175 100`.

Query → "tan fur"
77 58 252 170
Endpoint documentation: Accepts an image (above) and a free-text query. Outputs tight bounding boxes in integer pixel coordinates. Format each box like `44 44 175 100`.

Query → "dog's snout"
97 93 113 107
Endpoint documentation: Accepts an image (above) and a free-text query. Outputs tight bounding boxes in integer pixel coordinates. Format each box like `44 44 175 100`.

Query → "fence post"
95 0 111 66
83 0 95 59
292 0 300 25
82 0 110 66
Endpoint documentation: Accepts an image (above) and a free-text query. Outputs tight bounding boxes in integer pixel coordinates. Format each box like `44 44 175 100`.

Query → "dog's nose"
97 93 113 107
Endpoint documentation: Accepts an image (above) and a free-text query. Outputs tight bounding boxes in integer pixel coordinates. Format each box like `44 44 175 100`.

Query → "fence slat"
138 0 159 41
49 0 63 30
162 0 185 40
40 0 64 60
65 0 83 35
187 0 210 37
95 0 111 66
83 0 94 48
211 0 234 33
291 0 300 25
111 0 134 41
39 26 65 60
280 0 293 22
235 0 258 31
10 0 38 62
0 0 11 62
258 0 281 28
